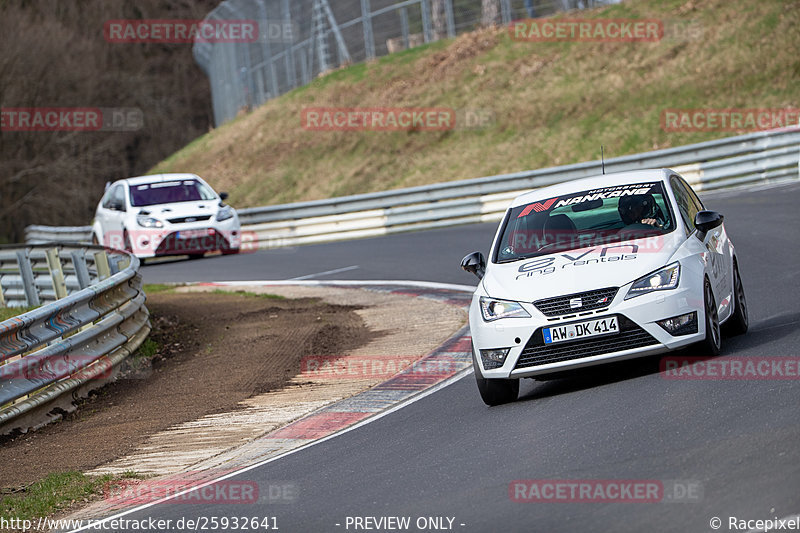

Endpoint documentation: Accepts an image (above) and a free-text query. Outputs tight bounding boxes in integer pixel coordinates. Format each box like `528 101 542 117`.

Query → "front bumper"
470 285 705 379
123 218 241 258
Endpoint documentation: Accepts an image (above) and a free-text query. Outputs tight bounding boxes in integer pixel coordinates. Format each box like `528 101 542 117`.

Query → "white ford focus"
461 169 748 405
92 173 241 260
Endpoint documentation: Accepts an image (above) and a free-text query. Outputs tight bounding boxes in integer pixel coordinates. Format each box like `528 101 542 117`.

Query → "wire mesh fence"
193 0 617 126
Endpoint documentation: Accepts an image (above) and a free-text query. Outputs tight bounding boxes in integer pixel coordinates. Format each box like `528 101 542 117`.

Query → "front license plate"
543 316 619 344
176 229 212 239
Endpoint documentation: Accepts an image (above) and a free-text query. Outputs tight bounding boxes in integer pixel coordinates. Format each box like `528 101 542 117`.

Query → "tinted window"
494 181 675 262
670 176 701 233
129 179 216 207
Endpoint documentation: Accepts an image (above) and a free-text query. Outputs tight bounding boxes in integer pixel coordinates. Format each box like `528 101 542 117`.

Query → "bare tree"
0 0 218 243
481 0 500 27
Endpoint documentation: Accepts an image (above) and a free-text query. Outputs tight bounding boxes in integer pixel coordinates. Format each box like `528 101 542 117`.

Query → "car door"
100 184 128 249
670 175 732 318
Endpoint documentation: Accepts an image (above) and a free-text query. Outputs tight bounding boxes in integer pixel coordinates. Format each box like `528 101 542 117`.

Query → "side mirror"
461 251 486 280
694 210 723 240
219 192 229 201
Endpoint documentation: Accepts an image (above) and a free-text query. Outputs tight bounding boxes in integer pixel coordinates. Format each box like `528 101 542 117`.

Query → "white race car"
461 169 748 405
92 173 241 259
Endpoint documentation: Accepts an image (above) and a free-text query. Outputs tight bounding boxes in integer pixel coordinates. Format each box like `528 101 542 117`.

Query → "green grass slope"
151 0 799 208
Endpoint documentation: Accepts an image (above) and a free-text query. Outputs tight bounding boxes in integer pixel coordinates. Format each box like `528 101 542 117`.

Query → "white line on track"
290 265 360 280
208 279 478 293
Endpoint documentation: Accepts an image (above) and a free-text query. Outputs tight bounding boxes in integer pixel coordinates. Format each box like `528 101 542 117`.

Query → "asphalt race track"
107 182 800 532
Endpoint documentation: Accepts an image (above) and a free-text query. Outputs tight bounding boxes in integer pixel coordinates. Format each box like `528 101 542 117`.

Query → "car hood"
136 201 220 219
482 233 683 301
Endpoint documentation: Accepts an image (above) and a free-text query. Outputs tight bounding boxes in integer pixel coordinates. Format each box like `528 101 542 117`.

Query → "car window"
494 181 675 262
103 185 125 211
129 179 217 207
670 176 700 233
101 187 114 209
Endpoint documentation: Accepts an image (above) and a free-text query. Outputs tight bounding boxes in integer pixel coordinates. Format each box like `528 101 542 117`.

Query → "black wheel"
723 260 748 336
472 347 519 406
700 278 721 356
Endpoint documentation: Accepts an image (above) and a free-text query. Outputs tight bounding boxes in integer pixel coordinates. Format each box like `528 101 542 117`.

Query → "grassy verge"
0 307 36 322
0 471 142 525
149 0 798 209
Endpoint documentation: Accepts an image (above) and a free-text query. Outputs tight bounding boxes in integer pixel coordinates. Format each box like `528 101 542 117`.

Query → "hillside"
151 0 799 208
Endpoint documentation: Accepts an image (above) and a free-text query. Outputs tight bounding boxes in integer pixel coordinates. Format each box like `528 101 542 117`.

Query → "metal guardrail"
0 244 149 434
24 128 800 249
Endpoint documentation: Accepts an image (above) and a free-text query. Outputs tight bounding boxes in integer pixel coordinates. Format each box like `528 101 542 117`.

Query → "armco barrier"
0 244 149 434
25 128 800 248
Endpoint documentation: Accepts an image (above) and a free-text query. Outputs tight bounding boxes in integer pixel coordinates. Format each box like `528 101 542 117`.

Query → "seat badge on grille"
569 297 582 309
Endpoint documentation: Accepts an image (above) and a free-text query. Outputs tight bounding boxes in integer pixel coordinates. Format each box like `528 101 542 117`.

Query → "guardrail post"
0 279 5 307
45 248 68 300
71 250 91 290
16 250 40 307
93 250 111 281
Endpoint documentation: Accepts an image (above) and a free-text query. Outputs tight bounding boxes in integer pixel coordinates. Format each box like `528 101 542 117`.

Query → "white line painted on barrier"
290 265 360 280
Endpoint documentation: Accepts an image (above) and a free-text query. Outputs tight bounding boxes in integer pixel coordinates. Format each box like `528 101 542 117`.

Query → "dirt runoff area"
0 285 466 494
0 290 373 491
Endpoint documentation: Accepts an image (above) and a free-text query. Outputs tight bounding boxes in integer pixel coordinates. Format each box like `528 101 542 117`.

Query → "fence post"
400 7 410 49
16 250 40 307
94 250 111 281
421 0 433 43
361 0 375 60
281 0 297 89
71 250 91 290
500 0 511 25
445 0 456 38
45 248 68 300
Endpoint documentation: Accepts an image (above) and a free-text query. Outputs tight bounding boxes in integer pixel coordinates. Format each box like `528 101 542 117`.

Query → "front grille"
514 316 659 370
533 287 619 317
167 215 212 224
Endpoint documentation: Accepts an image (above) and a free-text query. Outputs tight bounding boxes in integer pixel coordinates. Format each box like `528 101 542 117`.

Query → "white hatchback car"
92 173 241 259
461 169 748 405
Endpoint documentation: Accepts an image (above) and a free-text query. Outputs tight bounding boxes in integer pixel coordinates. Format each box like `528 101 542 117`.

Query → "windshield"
495 181 675 263
129 179 217 207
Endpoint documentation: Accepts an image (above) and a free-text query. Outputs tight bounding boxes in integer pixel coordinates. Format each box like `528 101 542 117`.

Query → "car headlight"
625 262 680 299
216 205 235 222
136 215 163 228
479 297 531 322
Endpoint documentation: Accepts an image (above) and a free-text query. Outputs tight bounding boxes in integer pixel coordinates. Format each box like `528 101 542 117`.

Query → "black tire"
700 278 721 356
723 260 748 336
472 348 519 406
